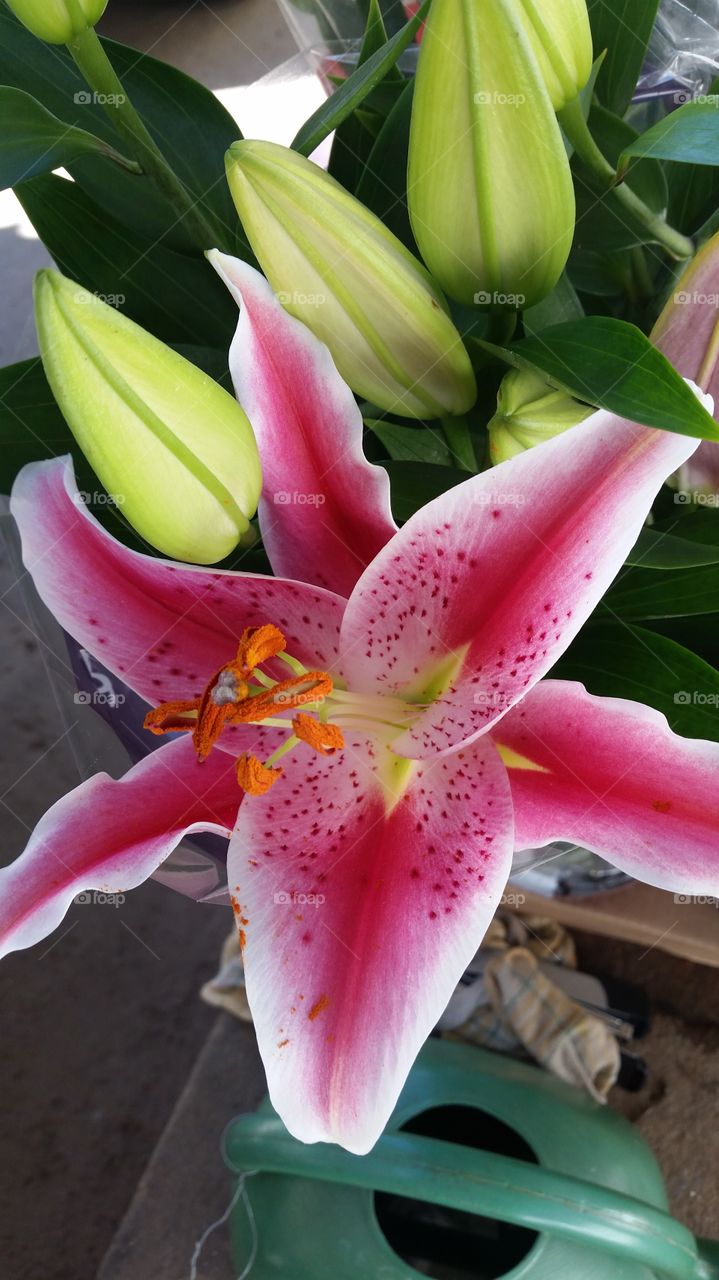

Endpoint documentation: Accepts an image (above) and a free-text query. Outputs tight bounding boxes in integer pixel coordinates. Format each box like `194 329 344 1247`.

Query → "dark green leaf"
665 79 719 234
480 316 719 441
355 78 415 249
291 0 427 156
587 0 660 117
573 106 668 253
626 525 719 568
329 0 398 194
15 173 236 347
0 9 241 252
523 274 584 336
0 86 139 190
382 459 470 522
556 621 719 741
367 419 451 465
604 564 719 618
620 97 719 169
0 357 72 493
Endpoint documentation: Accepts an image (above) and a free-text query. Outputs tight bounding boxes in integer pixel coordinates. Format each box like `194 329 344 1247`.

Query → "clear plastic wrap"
636 0 719 104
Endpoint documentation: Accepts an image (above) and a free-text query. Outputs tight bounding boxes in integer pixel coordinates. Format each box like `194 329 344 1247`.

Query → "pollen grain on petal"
237 753 283 796
292 713 345 756
308 993 330 1021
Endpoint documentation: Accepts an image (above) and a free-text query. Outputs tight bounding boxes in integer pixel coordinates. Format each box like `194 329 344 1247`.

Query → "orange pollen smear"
143 623 344 795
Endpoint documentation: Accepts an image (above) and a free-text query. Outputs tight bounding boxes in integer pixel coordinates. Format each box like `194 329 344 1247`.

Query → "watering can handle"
226 1117 719 1280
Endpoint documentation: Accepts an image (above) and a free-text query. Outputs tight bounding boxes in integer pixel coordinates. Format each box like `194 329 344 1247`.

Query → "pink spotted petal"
227 732 513 1153
494 680 719 893
11 458 346 709
208 252 396 596
652 237 719 495
0 737 240 958
340 410 700 758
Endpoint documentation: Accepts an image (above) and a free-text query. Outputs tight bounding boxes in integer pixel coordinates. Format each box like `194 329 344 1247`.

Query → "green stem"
66 26 226 251
558 96 694 262
441 414 476 472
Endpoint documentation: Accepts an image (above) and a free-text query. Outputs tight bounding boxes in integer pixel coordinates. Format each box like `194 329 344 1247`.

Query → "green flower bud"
515 0 593 111
4 0 107 44
408 0 577 309
224 140 477 420
34 270 262 564
488 368 592 463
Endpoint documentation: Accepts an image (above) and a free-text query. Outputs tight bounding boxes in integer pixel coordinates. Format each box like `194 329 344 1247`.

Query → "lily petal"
11 458 346 709
340 411 700 758
208 252 397 597
494 680 719 894
227 731 513 1153
0 737 240 958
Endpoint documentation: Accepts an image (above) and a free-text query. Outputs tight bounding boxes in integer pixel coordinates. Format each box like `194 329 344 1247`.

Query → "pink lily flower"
3 258 719 1154
652 231 719 497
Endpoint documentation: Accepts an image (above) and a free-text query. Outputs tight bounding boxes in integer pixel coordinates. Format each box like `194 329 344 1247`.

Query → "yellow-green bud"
34 270 262 564
224 140 477 420
515 0 593 111
408 0 578 309
488 368 593 463
4 0 107 43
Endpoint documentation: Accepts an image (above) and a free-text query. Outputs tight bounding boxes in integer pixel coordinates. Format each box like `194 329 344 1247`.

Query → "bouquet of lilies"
1 0 719 1154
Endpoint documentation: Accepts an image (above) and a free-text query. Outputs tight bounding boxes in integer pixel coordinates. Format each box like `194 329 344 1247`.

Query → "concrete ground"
1 4 718 1279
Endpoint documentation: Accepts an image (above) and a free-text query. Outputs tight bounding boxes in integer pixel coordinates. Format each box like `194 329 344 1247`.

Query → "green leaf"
587 0 660 117
523 274 584 336
555 621 719 741
604 564 719 618
382 460 470 522
480 316 719 441
0 86 140 189
355 77 416 249
626 525 719 569
366 419 452 465
620 97 719 170
572 106 669 253
291 0 427 156
0 357 72 493
665 79 719 234
0 9 242 252
329 0 398 194
15 173 236 348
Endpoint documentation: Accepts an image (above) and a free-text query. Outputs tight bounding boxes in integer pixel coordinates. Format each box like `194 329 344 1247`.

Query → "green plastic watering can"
224 1039 719 1279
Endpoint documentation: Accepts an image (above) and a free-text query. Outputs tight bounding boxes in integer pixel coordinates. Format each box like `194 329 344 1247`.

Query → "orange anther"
236 753 283 795
293 713 345 756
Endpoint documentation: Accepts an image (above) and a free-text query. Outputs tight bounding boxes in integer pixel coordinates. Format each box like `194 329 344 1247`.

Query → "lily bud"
516 0 593 111
4 0 107 43
488 368 592 463
34 270 262 564
408 0 577 308
223 140 477 420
